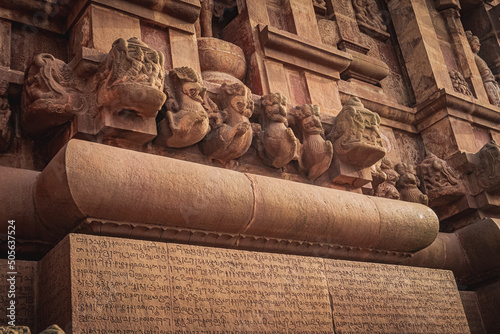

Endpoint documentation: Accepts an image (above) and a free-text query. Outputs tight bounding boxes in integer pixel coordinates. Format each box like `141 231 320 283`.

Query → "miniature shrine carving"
0 80 12 152
22 53 85 136
418 153 465 207
155 67 210 148
466 31 500 107
476 140 500 194
329 97 385 168
254 93 299 168
373 158 400 199
293 104 333 181
200 82 254 165
395 162 429 206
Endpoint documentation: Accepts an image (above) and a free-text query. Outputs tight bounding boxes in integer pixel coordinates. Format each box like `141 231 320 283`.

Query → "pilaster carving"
156 67 210 148
330 97 385 168
418 153 466 206
200 83 254 165
293 104 333 181
255 93 299 168
0 80 12 151
395 163 429 206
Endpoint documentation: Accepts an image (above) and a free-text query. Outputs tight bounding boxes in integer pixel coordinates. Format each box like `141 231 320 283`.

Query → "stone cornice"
258 24 352 80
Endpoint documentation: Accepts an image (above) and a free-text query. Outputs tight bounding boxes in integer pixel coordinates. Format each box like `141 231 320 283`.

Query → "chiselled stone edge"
258 24 352 80
75 218 415 263
31 139 438 254
341 51 390 85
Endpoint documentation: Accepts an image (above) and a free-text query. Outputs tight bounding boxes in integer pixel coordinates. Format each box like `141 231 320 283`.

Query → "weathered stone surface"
373 157 400 199
475 140 500 194
460 291 487 334
37 234 470 333
198 37 246 83
254 92 299 168
0 80 11 151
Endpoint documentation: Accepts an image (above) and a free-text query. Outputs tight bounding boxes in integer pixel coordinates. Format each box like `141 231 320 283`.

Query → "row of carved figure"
13 37 500 202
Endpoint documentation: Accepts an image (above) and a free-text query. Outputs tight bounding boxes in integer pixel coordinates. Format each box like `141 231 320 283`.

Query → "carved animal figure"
467 31 500 107
96 37 166 118
294 104 333 181
418 153 465 206
200 82 254 165
395 163 428 206
255 93 298 168
157 67 210 148
374 158 400 199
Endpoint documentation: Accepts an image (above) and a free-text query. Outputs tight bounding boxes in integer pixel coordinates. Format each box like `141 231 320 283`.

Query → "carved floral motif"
466 31 500 107
255 93 299 168
0 80 12 151
374 158 400 199
294 104 333 181
329 97 385 168
395 163 428 206
418 153 465 206
156 67 210 148
476 140 500 194
200 82 254 165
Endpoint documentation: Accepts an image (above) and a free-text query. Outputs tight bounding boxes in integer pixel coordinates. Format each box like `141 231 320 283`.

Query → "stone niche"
35 233 472 333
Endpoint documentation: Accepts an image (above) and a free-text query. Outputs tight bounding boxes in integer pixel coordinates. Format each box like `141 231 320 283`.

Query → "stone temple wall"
0 0 499 333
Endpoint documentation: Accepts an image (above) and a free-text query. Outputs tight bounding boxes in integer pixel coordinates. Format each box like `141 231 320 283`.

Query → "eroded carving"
449 70 473 97
374 158 400 199
466 31 500 107
418 153 465 206
353 0 387 32
255 93 298 168
294 104 333 181
156 67 210 148
200 82 254 165
476 140 500 193
330 97 385 168
0 80 12 151
22 54 84 136
0 327 30 334
395 163 428 205
39 325 65 334
96 37 166 118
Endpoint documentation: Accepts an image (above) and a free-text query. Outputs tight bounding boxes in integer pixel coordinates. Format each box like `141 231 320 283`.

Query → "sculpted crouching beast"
294 104 333 181
200 82 254 165
255 93 298 168
156 67 210 147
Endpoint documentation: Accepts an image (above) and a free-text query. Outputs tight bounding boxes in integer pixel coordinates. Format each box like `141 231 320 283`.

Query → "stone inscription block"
70 235 172 333
168 244 332 333
325 260 471 334
0 260 36 329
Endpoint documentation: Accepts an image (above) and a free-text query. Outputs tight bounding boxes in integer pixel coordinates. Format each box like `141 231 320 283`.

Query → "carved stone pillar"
385 0 454 104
